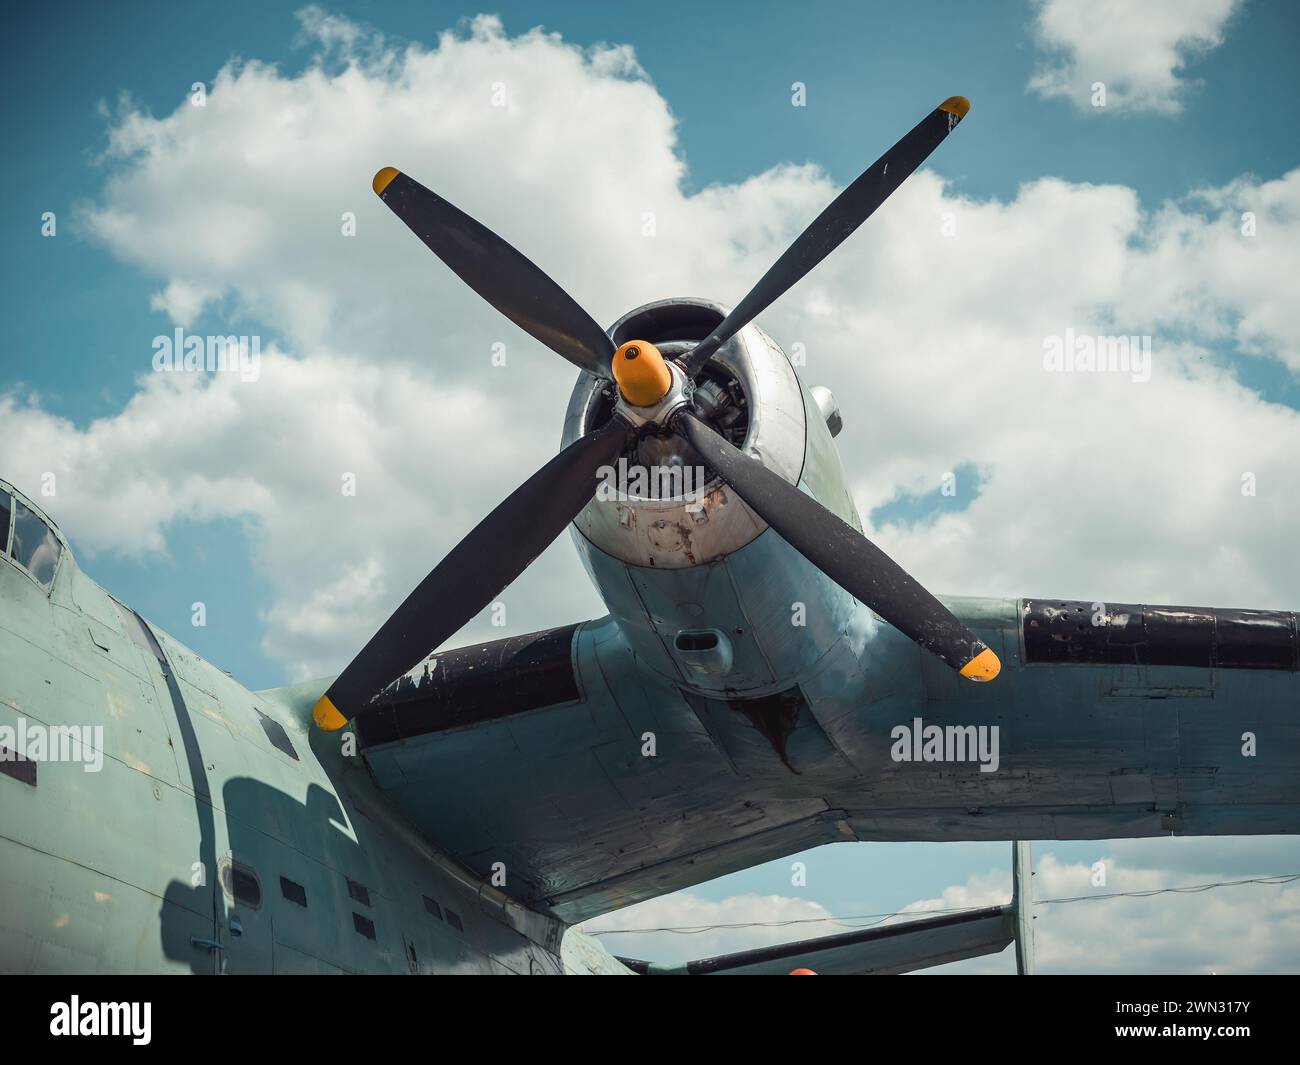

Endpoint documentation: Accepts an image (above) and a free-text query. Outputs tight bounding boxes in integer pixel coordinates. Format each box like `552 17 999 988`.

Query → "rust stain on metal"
675 520 698 566
123 752 150 774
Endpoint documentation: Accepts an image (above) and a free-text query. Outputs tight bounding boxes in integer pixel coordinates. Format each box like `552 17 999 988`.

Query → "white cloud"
0 349 580 679
4 6 1298 673
3 8 1298 672
596 848 1300 974
932 850 1300 974
3 7 1298 973
149 279 219 326
83 12 675 368
1028 0 1241 114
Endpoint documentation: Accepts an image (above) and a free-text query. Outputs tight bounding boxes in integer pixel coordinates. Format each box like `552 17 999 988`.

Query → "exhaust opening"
675 631 720 652
672 628 733 679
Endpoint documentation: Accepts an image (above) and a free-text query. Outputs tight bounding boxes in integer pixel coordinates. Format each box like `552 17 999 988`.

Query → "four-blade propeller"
313 95 997 733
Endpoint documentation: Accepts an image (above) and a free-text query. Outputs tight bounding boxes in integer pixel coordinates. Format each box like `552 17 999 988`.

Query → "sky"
2 0 1299 973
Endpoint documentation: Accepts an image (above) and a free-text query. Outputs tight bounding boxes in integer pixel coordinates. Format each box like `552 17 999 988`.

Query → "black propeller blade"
317 95 994 730
674 410 999 681
684 97 969 378
373 167 615 377
313 416 634 728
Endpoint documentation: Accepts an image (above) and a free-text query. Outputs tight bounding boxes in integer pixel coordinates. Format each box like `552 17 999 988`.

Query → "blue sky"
4 0 1300 971
6 0 1299 680
7 0 1300 425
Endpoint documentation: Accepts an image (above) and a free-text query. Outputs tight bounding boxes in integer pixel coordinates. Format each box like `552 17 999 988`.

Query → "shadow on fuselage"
159 778 374 974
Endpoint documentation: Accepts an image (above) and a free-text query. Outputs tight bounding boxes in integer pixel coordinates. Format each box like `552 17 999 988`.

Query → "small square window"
280 876 308 908
347 878 371 906
0 745 36 787
422 895 442 920
352 912 376 940
256 710 299 761
445 909 463 933
220 859 262 909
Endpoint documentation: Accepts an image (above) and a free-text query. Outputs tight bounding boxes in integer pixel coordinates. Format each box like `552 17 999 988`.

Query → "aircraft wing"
336 597 1300 925
615 906 1015 975
348 616 852 923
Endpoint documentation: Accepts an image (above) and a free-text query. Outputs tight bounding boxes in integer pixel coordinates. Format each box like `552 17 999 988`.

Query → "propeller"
371 167 614 377
683 96 970 377
312 416 633 730
314 95 995 732
674 411 998 679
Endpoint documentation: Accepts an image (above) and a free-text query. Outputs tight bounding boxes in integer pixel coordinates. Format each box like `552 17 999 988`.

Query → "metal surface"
563 297 807 570
14 91 1289 977
1013 840 1035 975
1023 598 1298 671
810 384 842 438
624 838 1031 974
682 97 971 377
318 417 632 721
355 624 582 747
372 168 614 377
0 477 588 975
677 906 1014 975
359 592 1300 923
6 257 1300 974
610 358 693 430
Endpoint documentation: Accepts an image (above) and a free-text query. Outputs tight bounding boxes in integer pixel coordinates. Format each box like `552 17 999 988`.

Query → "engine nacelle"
562 297 806 569
562 298 867 696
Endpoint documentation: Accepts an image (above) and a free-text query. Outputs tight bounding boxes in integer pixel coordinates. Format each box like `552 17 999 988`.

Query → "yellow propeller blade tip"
372 166 400 196
312 694 348 731
939 96 971 117
959 647 1001 682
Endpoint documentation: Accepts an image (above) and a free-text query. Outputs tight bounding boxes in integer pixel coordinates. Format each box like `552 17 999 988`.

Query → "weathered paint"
4 293 1298 973
360 591 1300 923
0 479 603 974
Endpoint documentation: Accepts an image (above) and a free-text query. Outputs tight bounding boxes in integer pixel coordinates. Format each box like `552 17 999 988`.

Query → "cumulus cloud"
2 8 1297 675
934 848 1300 974
0 348 579 678
1028 0 1241 114
593 846 1300 973
149 279 219 327
0 11 1295 655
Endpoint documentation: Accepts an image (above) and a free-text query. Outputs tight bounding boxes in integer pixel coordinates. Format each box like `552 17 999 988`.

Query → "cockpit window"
9 499 61 589
0 494 10 555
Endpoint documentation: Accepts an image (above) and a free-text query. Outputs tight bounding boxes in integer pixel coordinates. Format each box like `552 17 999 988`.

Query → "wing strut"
1013 839 1036 976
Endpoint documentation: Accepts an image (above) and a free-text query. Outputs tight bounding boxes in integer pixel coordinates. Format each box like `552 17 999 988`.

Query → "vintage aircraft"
2 97 1296 974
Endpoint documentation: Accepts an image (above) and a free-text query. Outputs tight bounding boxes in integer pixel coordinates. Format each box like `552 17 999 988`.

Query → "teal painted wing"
350 616 850 924
344 597 1300 926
